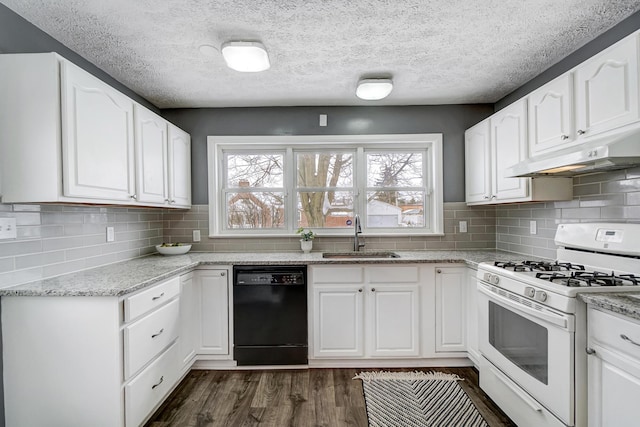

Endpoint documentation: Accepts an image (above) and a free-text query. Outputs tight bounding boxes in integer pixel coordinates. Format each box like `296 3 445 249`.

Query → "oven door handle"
478 283 569 329
487 362 543 412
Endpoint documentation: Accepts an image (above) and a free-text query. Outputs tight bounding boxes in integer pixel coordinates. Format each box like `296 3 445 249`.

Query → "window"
208 134 443 237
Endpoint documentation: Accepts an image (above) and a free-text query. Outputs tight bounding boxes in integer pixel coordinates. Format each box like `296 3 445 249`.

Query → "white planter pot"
300 239 313 253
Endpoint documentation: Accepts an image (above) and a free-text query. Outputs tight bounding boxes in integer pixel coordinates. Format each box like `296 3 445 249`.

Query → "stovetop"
492 261 640 287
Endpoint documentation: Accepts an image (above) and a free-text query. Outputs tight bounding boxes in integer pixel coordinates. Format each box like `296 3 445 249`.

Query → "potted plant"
296 227 315 253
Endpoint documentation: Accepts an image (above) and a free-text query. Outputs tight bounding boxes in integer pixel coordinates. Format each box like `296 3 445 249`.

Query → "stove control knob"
490 274 500 285
524 287 536 298
535 290 548 302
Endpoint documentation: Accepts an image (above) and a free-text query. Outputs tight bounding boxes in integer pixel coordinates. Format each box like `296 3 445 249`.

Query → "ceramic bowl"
156 244 192 255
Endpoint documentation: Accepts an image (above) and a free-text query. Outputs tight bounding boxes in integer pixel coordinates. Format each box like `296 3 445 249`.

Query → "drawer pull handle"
620 334 640 347
152 292 165 301
586 347 596 355
151 328 164 339
151 376 164 390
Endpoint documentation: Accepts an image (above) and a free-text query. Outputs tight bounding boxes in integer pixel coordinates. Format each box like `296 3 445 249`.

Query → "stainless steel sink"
322 251 400 259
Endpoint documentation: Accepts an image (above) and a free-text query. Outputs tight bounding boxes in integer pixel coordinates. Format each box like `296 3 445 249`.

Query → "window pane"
226 153 284 188
226 192 285 229
366 191 425 228
297 191 354 228
297 152 353 187
366 152 423 187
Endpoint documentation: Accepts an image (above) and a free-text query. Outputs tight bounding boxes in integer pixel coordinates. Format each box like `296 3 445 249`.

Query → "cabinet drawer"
124 276 180 322
368 266 418 283
312 266 363 284
124 298 180 379
125 341 179 427
589 308 640 361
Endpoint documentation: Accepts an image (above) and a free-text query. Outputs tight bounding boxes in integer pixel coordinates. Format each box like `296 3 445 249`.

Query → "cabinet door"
61 61 135 201
588 344 640 427
435 267 466 352
313 285 364 358
575 34 640 138
167 124 191 207
465 119 492 204
528 73 575 156
491 99 529 201
179 273 196 370
367 284 420 357
197 270 229 355
135 105 168 204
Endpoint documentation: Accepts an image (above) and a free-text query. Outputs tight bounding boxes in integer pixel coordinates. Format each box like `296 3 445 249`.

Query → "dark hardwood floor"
145 367 515 427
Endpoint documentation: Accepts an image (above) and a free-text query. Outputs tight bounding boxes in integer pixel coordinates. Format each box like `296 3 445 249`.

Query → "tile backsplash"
0 204 164 287
162 203 497 253
1 167 638 287
496 167 640 258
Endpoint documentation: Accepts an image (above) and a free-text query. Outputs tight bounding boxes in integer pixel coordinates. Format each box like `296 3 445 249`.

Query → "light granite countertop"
0 249 537 297
580 293 640 322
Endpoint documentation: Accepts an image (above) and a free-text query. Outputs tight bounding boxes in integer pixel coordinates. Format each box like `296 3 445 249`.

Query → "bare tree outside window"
366 152 426 228
296 152 354 228
225 153 285 229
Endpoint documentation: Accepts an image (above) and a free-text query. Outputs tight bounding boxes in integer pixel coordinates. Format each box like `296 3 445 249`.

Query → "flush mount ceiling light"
356 78 393 100
221 41 270 72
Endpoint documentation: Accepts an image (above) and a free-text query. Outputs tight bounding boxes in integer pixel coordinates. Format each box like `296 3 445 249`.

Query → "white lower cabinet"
587 307 640 427
310 265 421 359
195 267 231 355
1 276 187 427
434 266 467 353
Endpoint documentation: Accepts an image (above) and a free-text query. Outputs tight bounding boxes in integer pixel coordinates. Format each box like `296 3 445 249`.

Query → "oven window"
488 301 548 384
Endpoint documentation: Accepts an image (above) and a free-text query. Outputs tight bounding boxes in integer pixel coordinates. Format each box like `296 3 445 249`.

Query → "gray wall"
496 9 640 111
0 4 158 112
161 105 493 204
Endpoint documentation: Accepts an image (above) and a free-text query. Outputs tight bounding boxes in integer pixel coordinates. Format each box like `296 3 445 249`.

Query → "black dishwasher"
233 265 308 365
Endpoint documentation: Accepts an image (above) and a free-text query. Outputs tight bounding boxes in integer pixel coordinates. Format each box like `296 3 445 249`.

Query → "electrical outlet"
319 114 328 127
530 220 537 235
459 221 467 233
0 218 17 239
193 229 201 242
106 226 115 242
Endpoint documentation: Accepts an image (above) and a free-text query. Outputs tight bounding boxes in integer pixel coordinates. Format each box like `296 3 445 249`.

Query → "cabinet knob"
130 194 137 200
170 199 176 203
371 288 376 292
577 129 586 135
437 269 442 273
585 347 596 355
483 195 490 200
220 272 226 276
358 288 363 292
561 134 569 140
491 195 496 199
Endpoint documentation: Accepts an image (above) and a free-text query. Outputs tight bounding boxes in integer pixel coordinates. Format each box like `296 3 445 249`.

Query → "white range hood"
506 127 640 177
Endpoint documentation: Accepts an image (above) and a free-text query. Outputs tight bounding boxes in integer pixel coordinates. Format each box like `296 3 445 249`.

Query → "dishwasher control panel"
235 267 306 285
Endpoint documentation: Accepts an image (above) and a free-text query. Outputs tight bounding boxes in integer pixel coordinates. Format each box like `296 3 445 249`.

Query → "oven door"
478 281 575 425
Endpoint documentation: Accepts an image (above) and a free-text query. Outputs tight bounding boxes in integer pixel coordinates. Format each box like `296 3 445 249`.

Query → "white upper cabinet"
135 105 168 204
167 125 192 208
464 119 492 204
0 52 190 208
528 73 576 156
575 33 640 139
61 61 136 201
491 99 529 201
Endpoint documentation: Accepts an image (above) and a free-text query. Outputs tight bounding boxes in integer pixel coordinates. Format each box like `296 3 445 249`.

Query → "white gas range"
476 223 640 427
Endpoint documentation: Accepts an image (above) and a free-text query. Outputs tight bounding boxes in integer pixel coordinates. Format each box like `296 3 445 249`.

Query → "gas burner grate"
536 271 640 287
495 261 586 272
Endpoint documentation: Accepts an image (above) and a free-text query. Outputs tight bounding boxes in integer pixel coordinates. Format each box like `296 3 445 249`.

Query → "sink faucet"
353 214 365 251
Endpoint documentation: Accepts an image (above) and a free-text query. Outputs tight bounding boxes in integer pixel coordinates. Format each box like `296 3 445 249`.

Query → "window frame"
207 134 444 237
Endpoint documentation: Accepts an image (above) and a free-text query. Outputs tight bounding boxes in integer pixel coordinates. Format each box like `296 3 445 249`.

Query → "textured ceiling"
2 0 640 108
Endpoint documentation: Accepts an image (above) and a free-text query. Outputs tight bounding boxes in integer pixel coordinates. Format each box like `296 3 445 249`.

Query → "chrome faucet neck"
353 214 365 251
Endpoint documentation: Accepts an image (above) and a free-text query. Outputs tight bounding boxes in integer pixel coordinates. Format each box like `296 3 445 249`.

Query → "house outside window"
208 134 443 237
